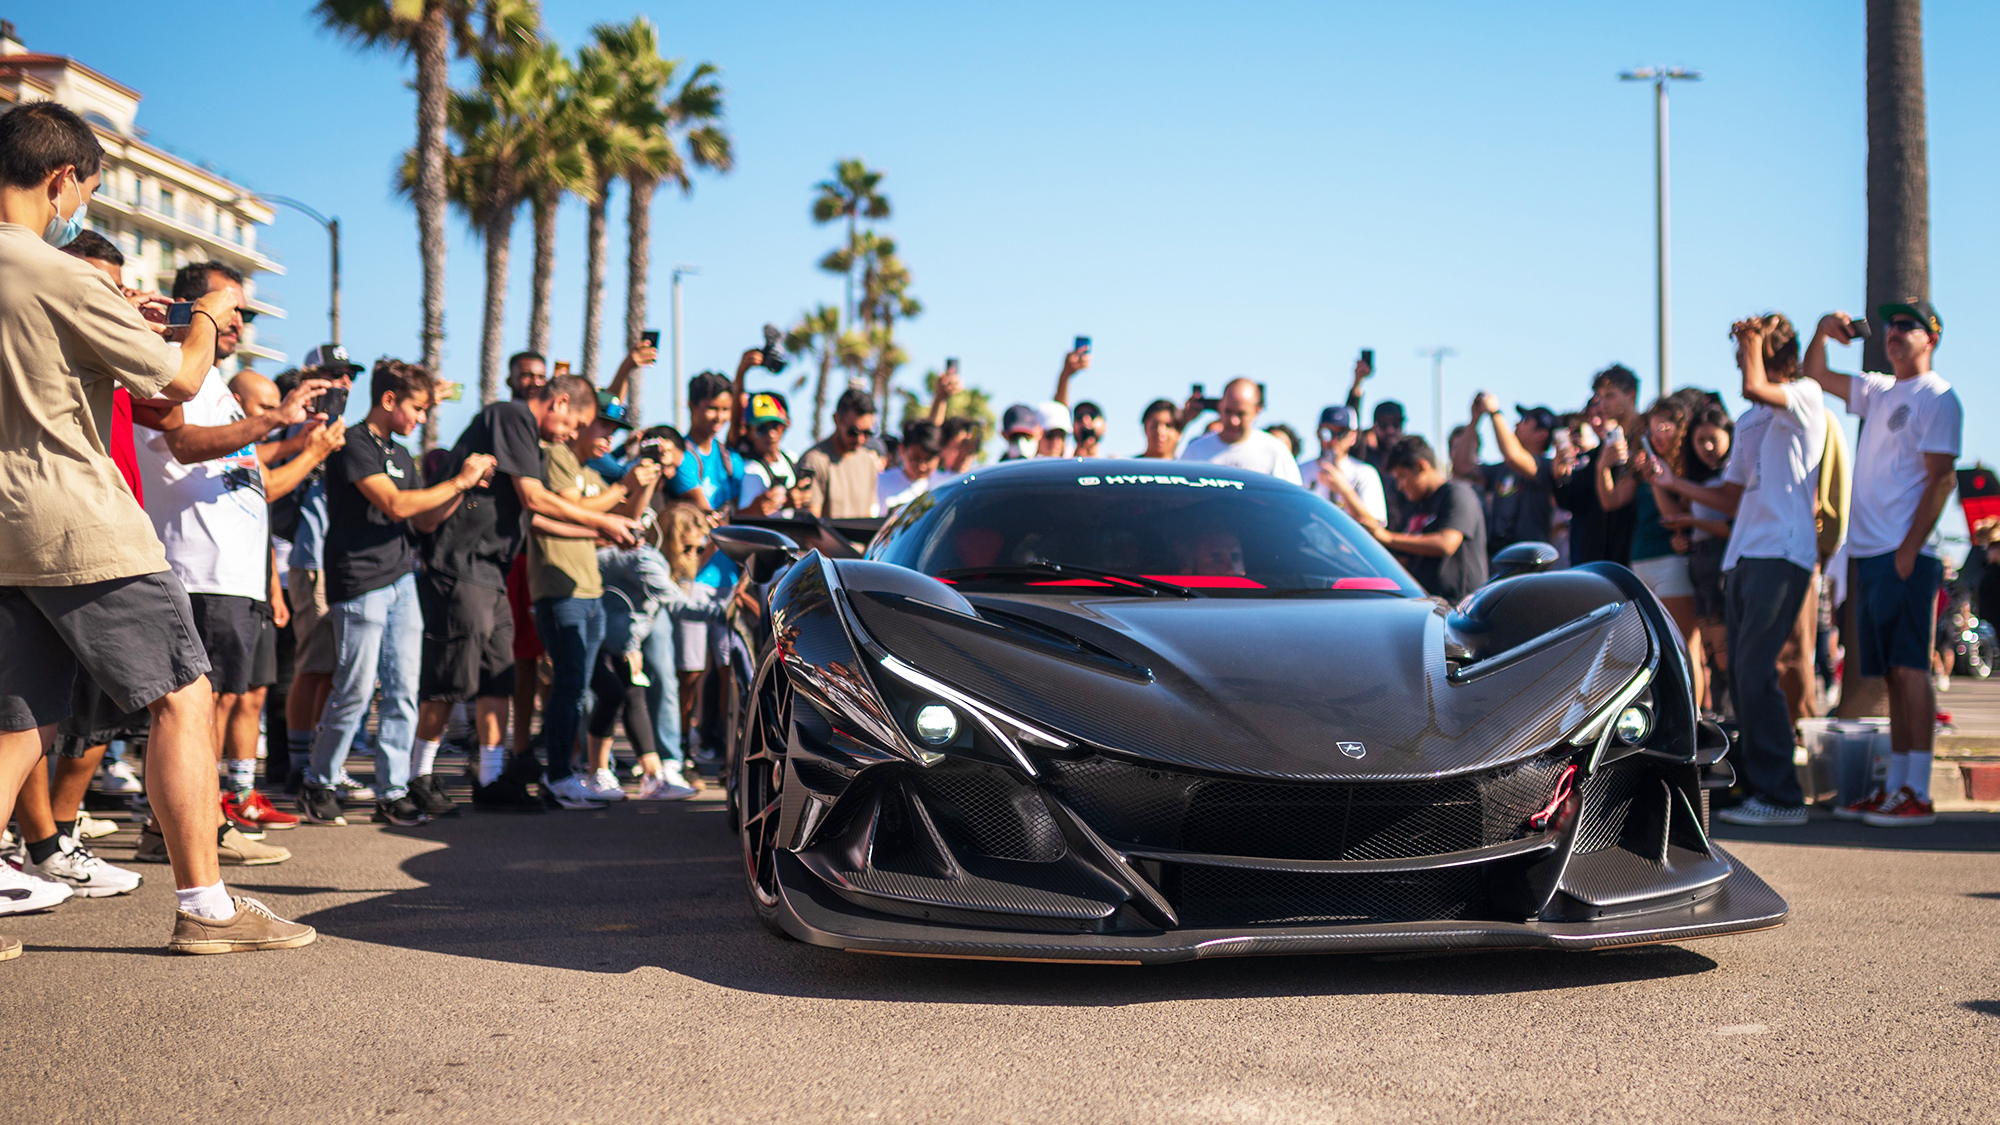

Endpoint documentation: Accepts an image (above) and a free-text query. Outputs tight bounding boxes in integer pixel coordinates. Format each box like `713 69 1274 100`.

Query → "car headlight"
1613 704 1653 746
876 654 1068 775
913 704 958 747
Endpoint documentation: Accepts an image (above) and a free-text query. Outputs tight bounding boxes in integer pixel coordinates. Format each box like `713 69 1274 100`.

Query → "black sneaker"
408 775 461 819
372 795 428 827
297 784 347 826
471 774 545 813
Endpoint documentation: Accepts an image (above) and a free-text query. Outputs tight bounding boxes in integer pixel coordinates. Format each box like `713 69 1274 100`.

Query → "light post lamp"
670 264 698 427
233 194 339 345
1619 66 1701 401
1417 346 1457 451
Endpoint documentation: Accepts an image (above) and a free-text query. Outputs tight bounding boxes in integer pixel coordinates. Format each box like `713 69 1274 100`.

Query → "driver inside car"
1181 529 1247 577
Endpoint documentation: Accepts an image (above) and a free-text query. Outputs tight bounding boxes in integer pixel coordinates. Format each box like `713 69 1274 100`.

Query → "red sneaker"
1832 788 1887 822
1861 787 1937 828
223 791 300 833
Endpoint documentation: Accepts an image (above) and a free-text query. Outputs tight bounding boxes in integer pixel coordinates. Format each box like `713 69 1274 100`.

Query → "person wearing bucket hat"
1301 404 1386 523
1471 392 1558 555
1804 300 1962 828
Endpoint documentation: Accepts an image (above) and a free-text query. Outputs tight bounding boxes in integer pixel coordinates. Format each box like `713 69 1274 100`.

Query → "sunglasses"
1886 317 1925 333
844 426 877 439
237 307 258 324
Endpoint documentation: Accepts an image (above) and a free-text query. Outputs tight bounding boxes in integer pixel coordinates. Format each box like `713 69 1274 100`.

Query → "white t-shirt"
737 451 798 516
1300 452 1388 522
1179 429 1303 484
133 367 269 600
1844 371 1963 558
1720 380 1826 573
877 466 934 512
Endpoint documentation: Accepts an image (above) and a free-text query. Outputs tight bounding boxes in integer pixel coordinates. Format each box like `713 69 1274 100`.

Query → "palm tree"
587 17 732 423
783 304 842 441
811 158 889 326
899 368 994 442
572 37 643 384
520 48 593 358
861 250 920 415
315 0 537 443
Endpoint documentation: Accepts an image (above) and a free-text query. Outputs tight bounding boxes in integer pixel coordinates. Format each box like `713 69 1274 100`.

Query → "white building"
0 19 285 371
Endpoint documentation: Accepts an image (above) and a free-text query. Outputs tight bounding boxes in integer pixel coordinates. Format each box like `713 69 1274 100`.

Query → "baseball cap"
1318 405 1357 432
748 391 790 428
1515 404 1558 431
1876 298 1942 336
1036 401 1071 434
1072 400 1104 425
1001 403 1043 437
302 343 363 377
594 390 633 431
1373 400 1406 426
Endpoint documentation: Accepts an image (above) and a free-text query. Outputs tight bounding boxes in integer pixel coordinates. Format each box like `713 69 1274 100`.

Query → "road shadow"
1961 1000 2000 1019
292 795 1723 1006
1713 811 2000 853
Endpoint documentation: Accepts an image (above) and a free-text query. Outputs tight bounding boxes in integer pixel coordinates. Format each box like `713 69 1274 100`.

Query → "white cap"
1036 401 1071 434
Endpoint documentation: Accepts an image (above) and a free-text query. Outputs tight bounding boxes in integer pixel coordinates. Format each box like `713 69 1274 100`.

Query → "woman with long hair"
1664 405 1736 715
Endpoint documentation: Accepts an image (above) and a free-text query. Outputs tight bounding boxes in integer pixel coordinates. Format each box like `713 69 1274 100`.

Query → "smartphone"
1552 428 1574 457
1848 318 1871 340
945 357 959 372
1074 336 1091 353
315 386 349 419
795 466 817 486
166 301 195 327
435 381 464 402
641 329 661 349
1360 348 1374 373
553 361 571 377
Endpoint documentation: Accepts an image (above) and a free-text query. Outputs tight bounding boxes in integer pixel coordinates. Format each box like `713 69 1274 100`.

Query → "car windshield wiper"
934 562 1194 596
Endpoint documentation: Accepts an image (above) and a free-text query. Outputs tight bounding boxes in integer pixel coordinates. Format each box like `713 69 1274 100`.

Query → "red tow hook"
1528 764 1578 831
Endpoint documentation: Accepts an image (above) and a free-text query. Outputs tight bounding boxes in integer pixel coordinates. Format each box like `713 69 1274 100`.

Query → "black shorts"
1688 538 1728 621
53 677 150 758
1854 551 1943 677
418 570 516 703
188 593 263 695
0 572 212 733
251 608 279 689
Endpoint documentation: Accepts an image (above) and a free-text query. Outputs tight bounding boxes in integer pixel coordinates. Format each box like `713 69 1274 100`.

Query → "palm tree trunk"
872 310 896 419
414 0 450 444
812 349 831 442
579 180 609 387
624 173 656 418
528 189 557 358
1842 0 1930 720
480 207 514 407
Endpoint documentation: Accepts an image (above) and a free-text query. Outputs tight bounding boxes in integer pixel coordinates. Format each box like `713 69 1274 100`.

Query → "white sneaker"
24 838 142 897
0 861 74 915
660 762 699 792
95 759 144 794
543 774 607 810
588 769 628 801
74 813 119 841
333 774 377 803
635 773 698 801
1716 796 1809 827
1 828 21 868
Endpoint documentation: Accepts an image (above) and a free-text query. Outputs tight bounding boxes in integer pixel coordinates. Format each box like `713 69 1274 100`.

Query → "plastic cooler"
1796 718 1891 807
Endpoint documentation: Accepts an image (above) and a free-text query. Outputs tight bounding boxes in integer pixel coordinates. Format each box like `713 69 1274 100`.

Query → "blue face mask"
43 174 87 248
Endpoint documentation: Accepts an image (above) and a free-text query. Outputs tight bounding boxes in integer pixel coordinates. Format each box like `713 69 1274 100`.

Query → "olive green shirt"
528 442 604 600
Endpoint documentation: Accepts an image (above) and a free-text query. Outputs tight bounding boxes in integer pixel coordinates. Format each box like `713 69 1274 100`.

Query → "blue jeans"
310 573 421 800
642 620 682 766
535 596 605 782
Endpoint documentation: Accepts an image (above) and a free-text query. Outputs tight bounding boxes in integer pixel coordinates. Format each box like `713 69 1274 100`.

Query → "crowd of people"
0 98 1977 965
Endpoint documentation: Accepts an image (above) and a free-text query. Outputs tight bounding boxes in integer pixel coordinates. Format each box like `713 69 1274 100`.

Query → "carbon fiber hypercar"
715 458 1785 963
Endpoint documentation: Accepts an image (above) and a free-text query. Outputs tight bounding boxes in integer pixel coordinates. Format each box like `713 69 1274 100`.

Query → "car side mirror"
1489 541 1559 582
713 525 801 584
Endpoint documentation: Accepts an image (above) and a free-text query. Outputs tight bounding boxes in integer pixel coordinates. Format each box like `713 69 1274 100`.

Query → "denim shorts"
1854 551 1944 677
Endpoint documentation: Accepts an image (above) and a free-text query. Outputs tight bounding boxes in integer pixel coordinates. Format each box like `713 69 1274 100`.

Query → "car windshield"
866 469 1421 597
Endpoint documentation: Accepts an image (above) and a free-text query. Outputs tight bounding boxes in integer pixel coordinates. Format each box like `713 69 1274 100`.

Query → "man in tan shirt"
800 387 884 519
0 101 313 958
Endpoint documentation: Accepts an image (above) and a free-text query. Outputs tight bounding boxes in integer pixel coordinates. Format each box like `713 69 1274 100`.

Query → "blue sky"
23 2 1997 535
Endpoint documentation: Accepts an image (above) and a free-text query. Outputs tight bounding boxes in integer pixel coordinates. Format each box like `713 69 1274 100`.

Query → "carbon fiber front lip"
771 847 1788 964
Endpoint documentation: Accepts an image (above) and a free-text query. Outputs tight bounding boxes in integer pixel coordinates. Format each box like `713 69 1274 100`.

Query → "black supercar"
712 458 1786 963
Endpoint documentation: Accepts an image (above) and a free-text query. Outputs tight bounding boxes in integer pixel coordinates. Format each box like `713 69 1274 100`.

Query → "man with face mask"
0 101 315 957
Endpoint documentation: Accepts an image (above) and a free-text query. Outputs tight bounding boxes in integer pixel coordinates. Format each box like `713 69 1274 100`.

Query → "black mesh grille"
1043 755 1571 862
1173 865 1482 927
1574 765 1646 854
908 763 1066 863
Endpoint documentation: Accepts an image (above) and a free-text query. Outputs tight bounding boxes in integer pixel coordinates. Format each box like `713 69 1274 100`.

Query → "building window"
158 237 175 267
159 188 176 220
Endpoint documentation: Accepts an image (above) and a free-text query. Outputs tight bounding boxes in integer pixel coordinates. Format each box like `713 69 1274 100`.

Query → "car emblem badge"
1338 741 1366 759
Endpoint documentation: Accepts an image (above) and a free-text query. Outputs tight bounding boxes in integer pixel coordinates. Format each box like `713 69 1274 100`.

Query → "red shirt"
110 387 143 505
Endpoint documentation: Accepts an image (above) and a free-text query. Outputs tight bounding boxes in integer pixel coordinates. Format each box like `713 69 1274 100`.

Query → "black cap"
1515 404 1557 432
1373 400 1406 425
1877 298 1942 336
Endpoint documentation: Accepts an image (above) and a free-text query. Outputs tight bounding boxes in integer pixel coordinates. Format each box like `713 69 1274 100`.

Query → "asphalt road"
6 779 1997 1124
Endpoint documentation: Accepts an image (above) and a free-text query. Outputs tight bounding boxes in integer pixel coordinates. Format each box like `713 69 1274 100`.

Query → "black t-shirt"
324 426 420 603
1554 446 1635 567
1483 455 1556 554
1396 479 1488 602
422 400 544 589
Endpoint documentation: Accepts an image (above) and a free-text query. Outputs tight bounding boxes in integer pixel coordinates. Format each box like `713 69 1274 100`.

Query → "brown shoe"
1 934 20 962
218 826 290 866
168 896 316 955
133 827 169 863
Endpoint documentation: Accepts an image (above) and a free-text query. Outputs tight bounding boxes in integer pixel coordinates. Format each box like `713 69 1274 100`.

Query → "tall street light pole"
1417 346 1457 451
233 194 339 345
1619 66 1700 401
670 264 698 428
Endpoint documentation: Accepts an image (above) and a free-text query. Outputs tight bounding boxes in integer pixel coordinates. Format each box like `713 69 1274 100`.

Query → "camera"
637 437 671 463
314 386 349 419
1848 318 1872 339
753 323 788 374
166 301 195 328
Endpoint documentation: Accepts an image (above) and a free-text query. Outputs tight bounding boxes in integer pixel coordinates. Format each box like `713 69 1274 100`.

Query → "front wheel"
738 661 794 938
